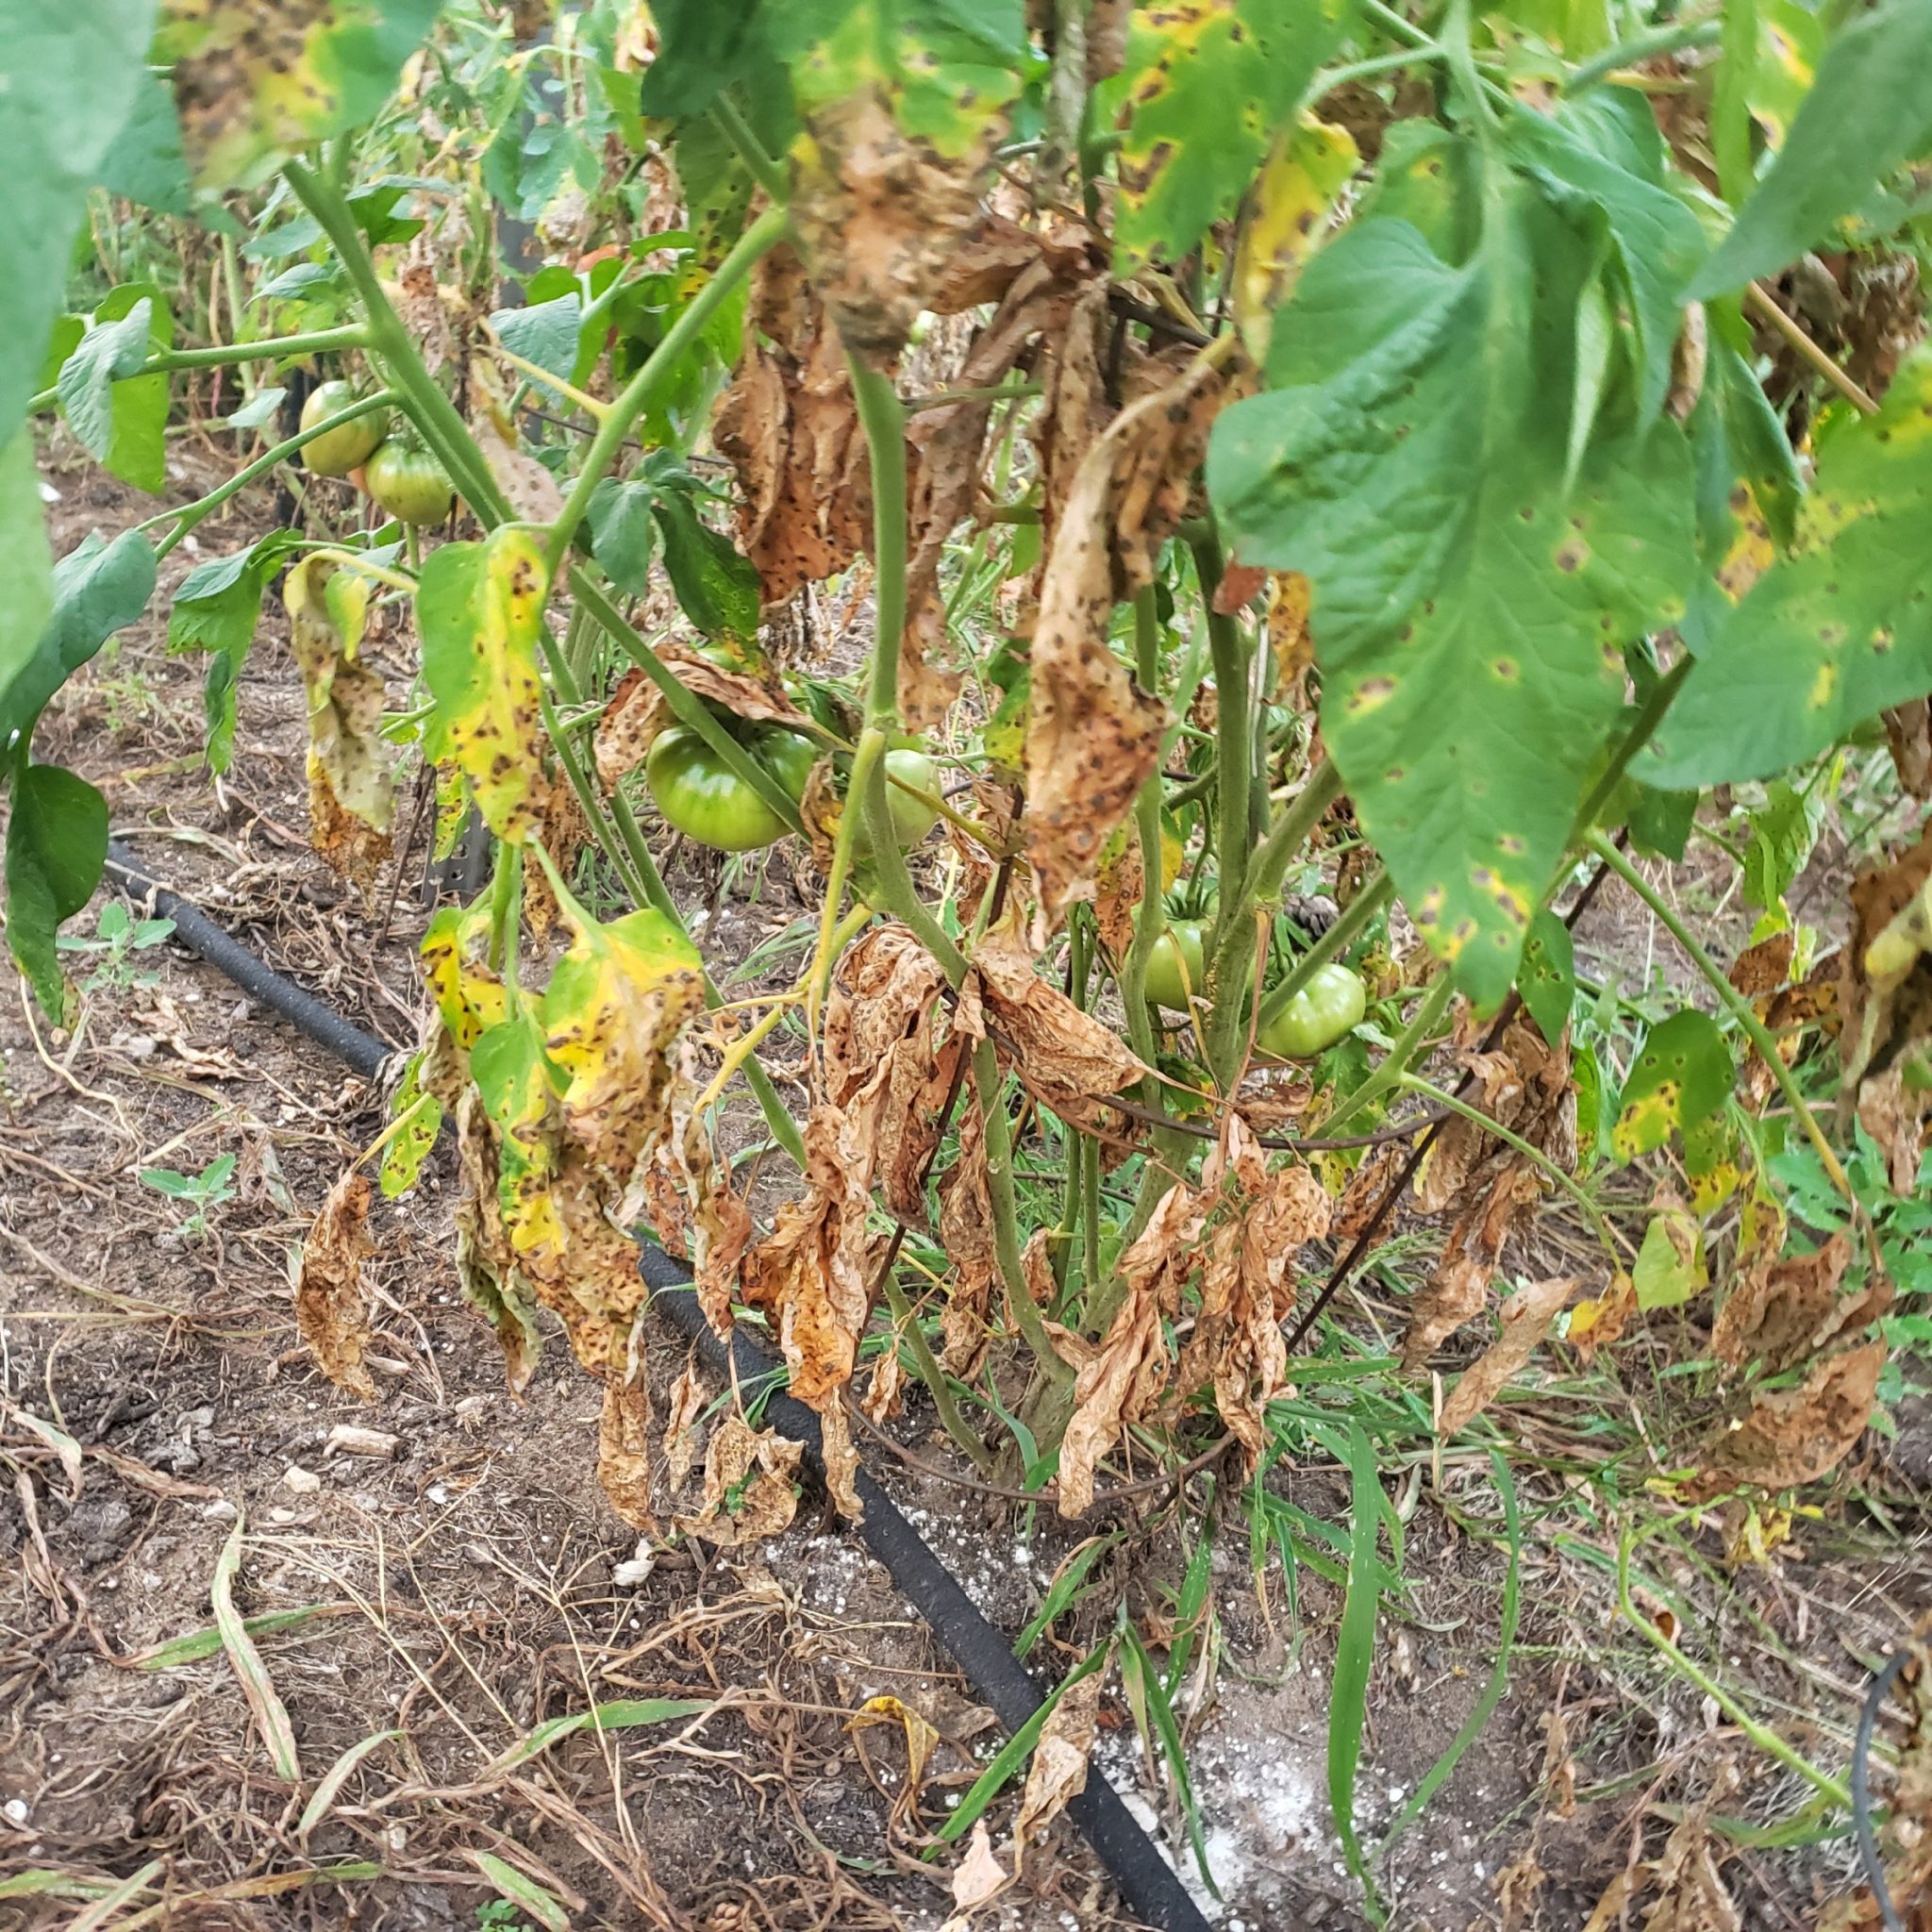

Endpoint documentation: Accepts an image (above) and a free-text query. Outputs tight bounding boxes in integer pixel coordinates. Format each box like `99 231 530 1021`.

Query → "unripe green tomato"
364 440 456 526
1257 962 1367 1058
299 380 391 477
881 748 941 846
645 724 815 852
1141 919 1207 1010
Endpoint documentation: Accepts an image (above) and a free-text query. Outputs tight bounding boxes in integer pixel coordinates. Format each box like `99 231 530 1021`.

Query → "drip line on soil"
98 841 1222 1932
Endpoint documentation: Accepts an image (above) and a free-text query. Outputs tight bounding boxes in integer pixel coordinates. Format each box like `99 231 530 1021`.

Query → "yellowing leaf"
469 1010 566 1260
848 1695 941 1827
1234 116 1359 361
1633 1201 1706 1311
418 526 550 844
421 904 507 1052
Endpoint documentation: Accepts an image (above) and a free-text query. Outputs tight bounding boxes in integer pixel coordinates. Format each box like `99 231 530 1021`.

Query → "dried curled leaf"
1014 1665 1101 1862
1710 1232 1893 1374
283 556 395 891
592 655 817 791
1688 1338 1887 1501
1438 1277 1574 1435
597 1332 657 1533
847 1694 940 1829
1024 346 1233 933
294 1172 378 1403
713 246 871 607
676 1415 803 1545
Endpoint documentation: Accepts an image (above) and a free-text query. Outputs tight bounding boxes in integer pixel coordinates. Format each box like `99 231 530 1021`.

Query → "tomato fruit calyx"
299 379 391 477
1257 961 1367 1059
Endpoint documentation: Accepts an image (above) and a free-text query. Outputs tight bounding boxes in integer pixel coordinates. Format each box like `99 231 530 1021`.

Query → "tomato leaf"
652 490 760 645
1209 170 1697 1008
586 476 659 598
56 300 157 470
1646 344 1932 787
1688 0 1932 298
156 0 448 188
1632 1204 1705 1311
0 0 157 430
1740 779 1814 911
1 527 155 754
417 527 550 844
168 528 304 772
5 762 108 1022
1611 1009 1736 1159
97 66 194 216
1114 0 1354 273
489 292 586 403
470 1009 566 1260
0 439 60 742
1517 911 1574 1045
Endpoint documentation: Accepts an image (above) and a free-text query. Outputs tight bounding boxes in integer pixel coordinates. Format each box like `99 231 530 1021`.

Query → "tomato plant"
2 19 1929 1891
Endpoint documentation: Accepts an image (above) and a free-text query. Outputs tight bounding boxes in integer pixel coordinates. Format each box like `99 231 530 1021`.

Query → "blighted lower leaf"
1210 182 1697 1008
417 526 548 844
378 1052 441 1198
1013 1664 1100 1862
1232 114 1358 362
1646 346 1932 790
1612 1009 1735 1159
1632 1199 1705 1311
848 1694 941 1829
1438 1276 1575 1435
158 0 447 187
1840 819 1932 1105
421 903 507 1056
1517 910 1574 1045
598 1341 657 1532
1688 1337 1886 1500
675 1414 802 1545
1114 0 1353 274
469 1008 566 1261
283 555 396 891
6 763 108 1023
294 1171 377 1402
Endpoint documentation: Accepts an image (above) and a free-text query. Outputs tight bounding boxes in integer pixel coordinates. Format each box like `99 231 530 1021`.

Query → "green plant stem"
142 388 401 560
1121 590 1169 1069
487 840 523 981
880 1274 992 1474
1257 871 1394 1033
859 758 967 978
1573 658 1692 835
1616 1524 1851 1809
849 357 910 729
1583 831 1853 1202
543 207 787 577
1323 974 1456 1139
25 325 372 413
1398 1072 1626 1261
1192 534 1255 930
974 1038 1074 1387
1563 16 1723 93
283 158 507 523
710 93 791 208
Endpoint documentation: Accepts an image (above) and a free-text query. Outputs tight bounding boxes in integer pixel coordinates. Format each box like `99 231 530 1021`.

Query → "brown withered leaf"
295 1172 378 1403
452 1093 543 1393
1404 1253 1494 1373
937 1101 999 1376
660 1100 755 1338
1212 561 1270 614
661 1361 706 1495
1641 1810 1741 1932
1842 819 1932 1098
848 1694 940 1829
740 1105 876 1407
1858 1063 1930 1195
1172 1117 1331 1464
948 1822 1010 1916
1688 1337 1887 1500
1267 571 1315 705
521 770 590 943
1024 345 1233 932
862 1341 907 1426
714 246 872 607
472 382 567 523
1727 931 1793 998
1331 1141 1408 1250
1438 1277 1575 1435
789 87 997 364
597 1333 657 1532
1885 697 1932 800
1014 1666 1101 1863
1568 1271 1638 1362
820 1395 864 1522
1058 1182 1208 1517
677 1415 804 1545
973 916 1150 1132
1711 1232 1854 1373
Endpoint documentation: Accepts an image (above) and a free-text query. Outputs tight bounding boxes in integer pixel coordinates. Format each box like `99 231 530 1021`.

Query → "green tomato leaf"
636 0 781 120
0 437 57 736
1626 780 1698 861
94 285 175 494
0 0 157 430
168 528 303 772
490 293 585 404
1641 346 1932 789
156 0 447 188
56 300 157 469
1208 176 1697 1008
1114 0 1354 273
97 66 194 214
1504 89 1708 424
5 763 108 1022
1740 778 1815 911
586 477 659 599
1 527 156 755
1688 0 1932 299
417 528 551 843
1573 1040 1604 1173
1631 1205 1705 1311
1611 1008 1735 1159
652 491 761 645
1516 910 1574 1045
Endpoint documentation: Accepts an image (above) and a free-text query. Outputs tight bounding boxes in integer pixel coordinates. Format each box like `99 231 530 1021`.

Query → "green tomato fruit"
1257 962 1367 1059
1141 919 1207 1010
298 380 391 477
364 439 456 526
881 749 941 846
645 724 815 853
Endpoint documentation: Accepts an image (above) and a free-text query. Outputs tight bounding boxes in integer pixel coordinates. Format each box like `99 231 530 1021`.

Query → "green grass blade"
1163 1510 1216 1699
1121 1622 1216 1895
932 1644 1110 1846
488 1696 715 1773
464 1852 571 1932
0 1871 115 1901
1015 1534 1121 1659
211 1513 302 1782
1374 1451 1520 1857
132 1604 333 1669
297 1728 404 1840
67 1861 163 1932
1328 1421 1387 1925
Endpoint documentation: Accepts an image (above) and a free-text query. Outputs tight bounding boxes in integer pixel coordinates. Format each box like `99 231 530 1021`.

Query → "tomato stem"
24 325 373 416
848 356 910 731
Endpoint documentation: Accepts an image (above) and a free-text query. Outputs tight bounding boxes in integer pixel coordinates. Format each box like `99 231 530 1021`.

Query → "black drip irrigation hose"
100 851 1220 1932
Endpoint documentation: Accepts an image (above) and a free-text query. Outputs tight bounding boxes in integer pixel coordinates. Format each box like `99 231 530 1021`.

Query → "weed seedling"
140 1154 238 1241
57 901 175 993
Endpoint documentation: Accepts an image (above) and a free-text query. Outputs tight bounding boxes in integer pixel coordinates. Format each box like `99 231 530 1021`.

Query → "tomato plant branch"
1257 871 1393 1034
142 387 402 559
878 1272 995 1474
1562 16 1723 94
848 357 910 731
1121 589 1170 1066
808 729 883 1043
710 93 791 209
25 325 373 414
1583 831 1854 1202
542 206 789 579
1740 281 1879 417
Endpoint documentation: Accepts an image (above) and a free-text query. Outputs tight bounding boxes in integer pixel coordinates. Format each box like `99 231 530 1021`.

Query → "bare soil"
1 455 1925 1932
